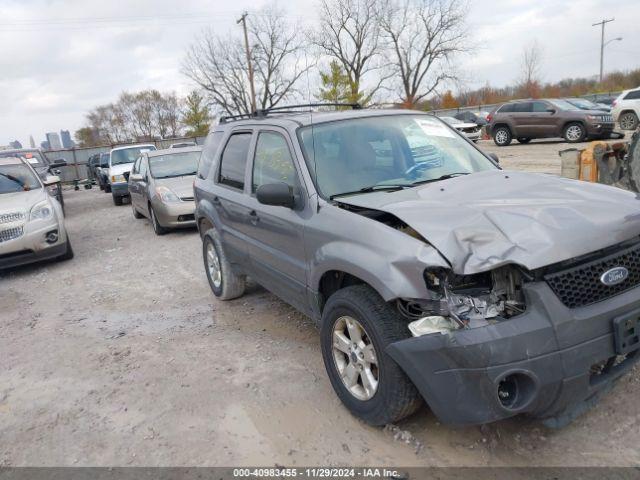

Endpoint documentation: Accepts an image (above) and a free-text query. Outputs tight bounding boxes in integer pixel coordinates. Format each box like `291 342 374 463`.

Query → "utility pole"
237 12 257 113
592 17 614 84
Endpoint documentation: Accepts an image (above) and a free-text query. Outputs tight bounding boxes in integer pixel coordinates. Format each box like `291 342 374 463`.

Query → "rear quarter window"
198 131 224 179
624 90 640 100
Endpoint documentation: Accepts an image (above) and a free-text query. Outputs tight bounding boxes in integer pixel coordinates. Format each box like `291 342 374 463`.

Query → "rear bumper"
387 282 640 426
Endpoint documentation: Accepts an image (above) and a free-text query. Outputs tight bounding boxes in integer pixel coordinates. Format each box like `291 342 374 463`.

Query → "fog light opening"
45 230 59 244
497 372 537 411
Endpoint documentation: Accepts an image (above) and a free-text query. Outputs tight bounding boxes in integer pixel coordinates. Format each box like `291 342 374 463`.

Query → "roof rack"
219 103 362 124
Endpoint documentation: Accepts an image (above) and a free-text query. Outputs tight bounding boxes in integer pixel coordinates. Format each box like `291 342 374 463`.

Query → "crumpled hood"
0 188 48 216
155 175 195 198
337 170 640 274
108 163 134 178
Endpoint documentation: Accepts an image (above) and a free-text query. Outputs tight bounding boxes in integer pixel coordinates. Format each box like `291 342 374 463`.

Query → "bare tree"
519 40 543 97
183 3 312 116
378 0 468 108
313 0 386 104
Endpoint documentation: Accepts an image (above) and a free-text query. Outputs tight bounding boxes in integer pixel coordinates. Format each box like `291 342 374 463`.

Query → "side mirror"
488 153 499 164
44 175 60 186
256 182 295 209
51 159 67 167
129 173 143 182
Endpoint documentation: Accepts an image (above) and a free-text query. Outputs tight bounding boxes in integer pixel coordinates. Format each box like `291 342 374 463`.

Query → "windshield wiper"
411 172 471 186
330 184 409 200
0 172 26 188
156 172 197 179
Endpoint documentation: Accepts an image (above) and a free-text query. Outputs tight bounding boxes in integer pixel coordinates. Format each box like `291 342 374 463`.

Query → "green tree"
317 60 365 106
74 127 101 147
182 90 211 137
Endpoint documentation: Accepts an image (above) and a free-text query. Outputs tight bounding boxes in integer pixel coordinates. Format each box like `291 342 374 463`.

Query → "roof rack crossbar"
219 102 362 124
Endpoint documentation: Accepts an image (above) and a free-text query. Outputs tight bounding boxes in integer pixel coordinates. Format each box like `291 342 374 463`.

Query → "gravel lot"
1 138 639 467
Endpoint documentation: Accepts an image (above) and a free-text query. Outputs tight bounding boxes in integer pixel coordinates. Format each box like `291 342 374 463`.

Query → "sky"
0 0 638 147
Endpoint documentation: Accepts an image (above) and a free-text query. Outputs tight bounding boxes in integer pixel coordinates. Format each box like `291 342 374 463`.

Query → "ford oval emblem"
600 267 629 286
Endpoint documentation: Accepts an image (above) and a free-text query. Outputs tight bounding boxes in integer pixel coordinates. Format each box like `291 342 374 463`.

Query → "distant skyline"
1 0 638 146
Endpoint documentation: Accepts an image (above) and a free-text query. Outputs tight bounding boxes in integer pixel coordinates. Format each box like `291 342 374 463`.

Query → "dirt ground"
1 138 639 467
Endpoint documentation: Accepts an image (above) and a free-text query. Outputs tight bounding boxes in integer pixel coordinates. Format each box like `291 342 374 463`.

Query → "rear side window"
198 131 224 179
219 133 252 190
498 103 514 113
624 90 640 100
512 102 532 113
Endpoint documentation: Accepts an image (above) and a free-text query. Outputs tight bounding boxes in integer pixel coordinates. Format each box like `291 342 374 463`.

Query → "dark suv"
194 106 640 427
488 99 615 146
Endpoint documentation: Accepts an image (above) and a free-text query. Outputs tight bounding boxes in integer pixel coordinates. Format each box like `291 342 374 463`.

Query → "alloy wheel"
206 241 222 288
495 130 508 145
620 113 638 130
566 125 583 141
332 315 379 401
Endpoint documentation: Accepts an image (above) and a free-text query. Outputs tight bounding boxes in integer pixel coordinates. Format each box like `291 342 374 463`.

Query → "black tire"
619 112 639 131
132 202 143 219
517 137 532 144
563 122 586 143
105 183 112 193
112 194 123 206
492 126 512 146
202 228 246 300
320 285 422 426
150 205 168 235
59 238 74 261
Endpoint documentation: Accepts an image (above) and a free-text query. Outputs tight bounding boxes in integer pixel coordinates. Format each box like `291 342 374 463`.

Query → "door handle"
212 196 221 205
249 210 260 225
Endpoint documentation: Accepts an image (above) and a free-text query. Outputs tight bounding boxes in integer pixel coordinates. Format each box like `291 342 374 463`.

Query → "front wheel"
58 238 74 261
320 285 422 426
620 112 639 131
150 206 168 235
563 122 586 143
105 184 112 193
492 126 512 146
112 194 123 206
202 229 246 300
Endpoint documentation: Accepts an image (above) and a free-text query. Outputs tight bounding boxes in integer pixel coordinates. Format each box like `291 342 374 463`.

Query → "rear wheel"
202 228 246 300
563 122 586 143
132 201 143 219
320 285 422 426
493 126 512 146
517 137 532 144
620 112 639 131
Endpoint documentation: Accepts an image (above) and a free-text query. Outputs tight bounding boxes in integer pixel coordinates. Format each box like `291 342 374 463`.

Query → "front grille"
545 242 640 308
599 115 614 123
0 226 24 243
0 212 24 224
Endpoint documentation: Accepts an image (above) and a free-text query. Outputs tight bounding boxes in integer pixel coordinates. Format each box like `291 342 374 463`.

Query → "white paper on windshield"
414 118 455 138
26 158 39 164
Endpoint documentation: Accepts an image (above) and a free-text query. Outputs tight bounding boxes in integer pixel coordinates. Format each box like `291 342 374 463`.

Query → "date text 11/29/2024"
233 468 402 478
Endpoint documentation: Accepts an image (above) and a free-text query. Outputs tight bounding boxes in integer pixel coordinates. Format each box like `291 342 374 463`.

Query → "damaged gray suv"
194 106 640 427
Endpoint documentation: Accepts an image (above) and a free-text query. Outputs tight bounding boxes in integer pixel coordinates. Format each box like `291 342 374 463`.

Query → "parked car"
488 99 615 146
169 142 197 149
86 154 101 183
0 156 73 269
0 148 67 207
564 97 611 113
194 106 640 427
128 147 201 235
107 144 156 205
95 153 110 191
612 87 640 130
439 116 481 142
453 110 489 126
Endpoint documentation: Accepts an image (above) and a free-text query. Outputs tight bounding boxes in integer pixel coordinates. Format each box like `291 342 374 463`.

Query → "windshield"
549 99 581 111
567 99 597 110
0 163 42 194
111 146 156 165
298 114 497 199
149 151 201 179
0 150 48 167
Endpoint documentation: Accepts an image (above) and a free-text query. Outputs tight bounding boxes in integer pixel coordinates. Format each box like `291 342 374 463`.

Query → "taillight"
612 100 617 107
487 113 493 122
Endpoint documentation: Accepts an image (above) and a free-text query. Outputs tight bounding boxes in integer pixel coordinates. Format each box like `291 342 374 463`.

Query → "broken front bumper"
387 281 640 426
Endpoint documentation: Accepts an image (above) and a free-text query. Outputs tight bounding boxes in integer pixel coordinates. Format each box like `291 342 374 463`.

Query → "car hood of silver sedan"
336 169 640 274
154 175 196 198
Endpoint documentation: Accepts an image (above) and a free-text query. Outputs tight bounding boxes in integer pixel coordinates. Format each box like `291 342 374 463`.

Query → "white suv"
612 87 640 130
